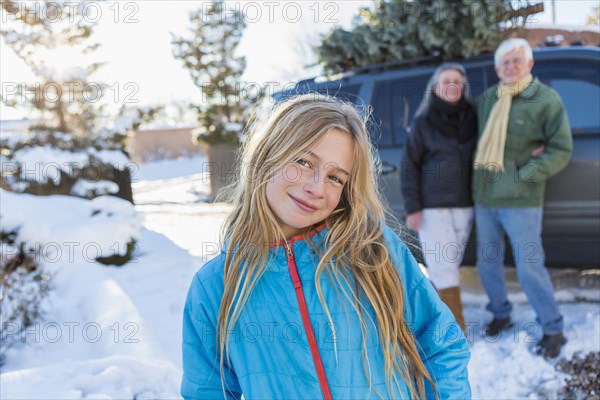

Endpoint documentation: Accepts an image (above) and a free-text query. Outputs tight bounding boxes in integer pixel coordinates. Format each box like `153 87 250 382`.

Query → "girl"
182 94 470 399
401 64 478 333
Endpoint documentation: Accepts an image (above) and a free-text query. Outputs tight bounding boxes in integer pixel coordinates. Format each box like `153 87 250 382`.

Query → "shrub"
0 232 52 362
1 130 133 202
556 351 600 399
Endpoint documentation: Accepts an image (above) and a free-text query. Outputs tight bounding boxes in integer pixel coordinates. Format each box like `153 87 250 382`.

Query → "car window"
391 76 429 146
370 81 394 147
466 67 486 99
371 75 429 147
534 61 600 134
484 65 499 87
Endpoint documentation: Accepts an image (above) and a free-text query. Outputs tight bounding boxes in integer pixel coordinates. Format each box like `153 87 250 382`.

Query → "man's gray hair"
494 38 533 67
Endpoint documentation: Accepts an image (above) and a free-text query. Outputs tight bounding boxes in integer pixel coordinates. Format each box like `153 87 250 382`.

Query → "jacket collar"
517 76 540 100
272 224 327 248
222 224 328 257
491 76 540 101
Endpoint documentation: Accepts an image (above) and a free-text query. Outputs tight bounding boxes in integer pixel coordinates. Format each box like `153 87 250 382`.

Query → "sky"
0 0 598 121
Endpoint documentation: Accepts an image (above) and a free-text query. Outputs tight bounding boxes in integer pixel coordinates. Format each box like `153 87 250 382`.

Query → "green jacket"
473 77 573 207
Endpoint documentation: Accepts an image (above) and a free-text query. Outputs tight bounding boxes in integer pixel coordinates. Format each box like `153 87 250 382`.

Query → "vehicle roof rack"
348 54 443 75
293 46 589 89
296 54 446 86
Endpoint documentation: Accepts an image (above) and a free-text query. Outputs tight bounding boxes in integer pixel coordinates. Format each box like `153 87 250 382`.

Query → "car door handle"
380 161 397 175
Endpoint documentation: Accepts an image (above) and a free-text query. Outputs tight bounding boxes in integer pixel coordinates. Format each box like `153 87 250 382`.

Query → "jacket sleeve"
181 273 242 400
518 92 573 183
401 119 426 215
384 227 471 400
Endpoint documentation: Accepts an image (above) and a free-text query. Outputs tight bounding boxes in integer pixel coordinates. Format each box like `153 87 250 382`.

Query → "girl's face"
435 69 464 103
266 128 354 239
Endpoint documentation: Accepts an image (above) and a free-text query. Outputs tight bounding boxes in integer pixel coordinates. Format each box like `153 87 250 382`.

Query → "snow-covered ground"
1 155 598 399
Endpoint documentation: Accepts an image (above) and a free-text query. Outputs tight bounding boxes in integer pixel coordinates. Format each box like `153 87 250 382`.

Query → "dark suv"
276 46 600 267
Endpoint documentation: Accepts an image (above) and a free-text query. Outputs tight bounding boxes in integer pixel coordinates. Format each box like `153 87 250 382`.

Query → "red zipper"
285 241 333 400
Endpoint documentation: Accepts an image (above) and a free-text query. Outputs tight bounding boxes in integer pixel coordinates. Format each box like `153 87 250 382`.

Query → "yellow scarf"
474 73 534 171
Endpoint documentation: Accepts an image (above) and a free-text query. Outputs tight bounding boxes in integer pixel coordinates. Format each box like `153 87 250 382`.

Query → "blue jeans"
475 204 564 335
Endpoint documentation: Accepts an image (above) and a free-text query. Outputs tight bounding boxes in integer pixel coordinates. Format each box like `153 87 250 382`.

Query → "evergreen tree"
1 1 160 149
172 0 257 145
317 0 542 74
1 0 105 136
0 1 161 201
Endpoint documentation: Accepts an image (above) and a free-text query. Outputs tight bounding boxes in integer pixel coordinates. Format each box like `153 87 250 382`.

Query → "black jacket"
401 115 477 214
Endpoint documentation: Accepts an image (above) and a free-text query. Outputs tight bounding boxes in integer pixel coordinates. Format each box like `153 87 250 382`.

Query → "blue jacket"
182 226 471 399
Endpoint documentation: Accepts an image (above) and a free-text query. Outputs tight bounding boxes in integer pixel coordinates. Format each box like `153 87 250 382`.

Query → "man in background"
473 38 573 359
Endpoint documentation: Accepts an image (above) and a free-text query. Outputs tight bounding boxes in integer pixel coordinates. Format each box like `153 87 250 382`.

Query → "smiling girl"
181 94 471 399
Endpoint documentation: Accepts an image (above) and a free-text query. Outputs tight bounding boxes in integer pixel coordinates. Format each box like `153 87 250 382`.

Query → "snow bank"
131 156 212 205
0 218 200 398
0 356 181 399
0 190 141 267
467 302 600 399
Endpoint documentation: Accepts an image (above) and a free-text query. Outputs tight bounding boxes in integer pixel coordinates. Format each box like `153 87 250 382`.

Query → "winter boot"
484 317 514 336
437 286 466 333
535 332 567 359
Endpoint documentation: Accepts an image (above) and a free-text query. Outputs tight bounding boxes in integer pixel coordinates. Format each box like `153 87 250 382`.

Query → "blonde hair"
218 93 436 399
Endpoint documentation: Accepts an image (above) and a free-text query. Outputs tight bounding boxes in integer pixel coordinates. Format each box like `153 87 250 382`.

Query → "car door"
482 55 600 267
534 58 600 267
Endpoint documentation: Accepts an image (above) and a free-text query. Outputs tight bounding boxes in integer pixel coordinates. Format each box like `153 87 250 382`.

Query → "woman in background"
401 63 478 333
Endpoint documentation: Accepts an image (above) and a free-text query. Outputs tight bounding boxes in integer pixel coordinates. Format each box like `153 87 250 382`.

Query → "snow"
109 115 137 135
131 156 213 206
1 155 598 399
11 146 89 184
201 23 227 43
61 66 88 81
1 190 141 265
36 66 89 82
525 23 600 33
225 122 243 132
132 156 207 182
0 120 33 134
7 146 130 187
1 356 181 399
71 179 119 197
3 31 19 44
0 190 197 398
89 149 131 170
467 302 600 398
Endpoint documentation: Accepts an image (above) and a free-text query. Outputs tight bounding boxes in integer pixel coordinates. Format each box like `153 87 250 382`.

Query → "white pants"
418 207 474 290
